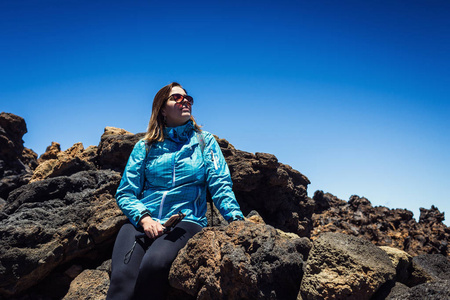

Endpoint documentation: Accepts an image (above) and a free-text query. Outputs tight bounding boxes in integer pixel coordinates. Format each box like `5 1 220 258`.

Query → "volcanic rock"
169 221 304 300
1 115 450 300
96 127 143 171
62 260 112 300
311 191 450 257
30 142 97 182
385 280 450 300
0 112 27 160
300 232 395 300
217 137 312 236
380 246 412 284
0 170 124 298
0 112 38 200
407 254 450 286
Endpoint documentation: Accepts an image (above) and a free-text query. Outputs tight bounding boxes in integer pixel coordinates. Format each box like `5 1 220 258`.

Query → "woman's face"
161 86 192 127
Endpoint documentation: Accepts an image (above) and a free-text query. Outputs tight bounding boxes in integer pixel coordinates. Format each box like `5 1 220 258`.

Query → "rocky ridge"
0 112 449 300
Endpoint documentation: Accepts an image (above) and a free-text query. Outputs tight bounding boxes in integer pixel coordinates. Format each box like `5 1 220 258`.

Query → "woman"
107 82 244 300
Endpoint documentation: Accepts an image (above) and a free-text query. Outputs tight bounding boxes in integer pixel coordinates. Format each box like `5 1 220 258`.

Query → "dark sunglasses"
169 93 194 106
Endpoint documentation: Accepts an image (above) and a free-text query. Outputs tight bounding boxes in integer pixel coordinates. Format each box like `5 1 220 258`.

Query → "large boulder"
0 170 125 298
217 138 312 236
169 221 304 300
300 232 395 300
96 127 143 171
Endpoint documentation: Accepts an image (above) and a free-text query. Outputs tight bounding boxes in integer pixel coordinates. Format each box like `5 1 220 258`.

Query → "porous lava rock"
379 246 412 284
217 137 312 236
0 112 27 160
0 170 124 298
0 112 37 200
385 280 450 300
62 260 112 300
96 127 143 171
169 221 304 300
2 115 450 300
30 142 97 182
407 254 450 286
311 191 450 257
300 232 395 300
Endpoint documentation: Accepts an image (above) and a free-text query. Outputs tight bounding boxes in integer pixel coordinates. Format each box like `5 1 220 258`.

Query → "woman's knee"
139 251 172 276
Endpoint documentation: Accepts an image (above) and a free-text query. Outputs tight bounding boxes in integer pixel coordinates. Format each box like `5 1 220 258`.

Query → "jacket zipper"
158 191 168 219
158 153 177 220
193 187 201 216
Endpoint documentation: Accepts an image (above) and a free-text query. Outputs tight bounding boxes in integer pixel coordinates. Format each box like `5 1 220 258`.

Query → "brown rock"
62 269 110 300
0 113 37 200
97 127 144 171
311 192 450 257
300 232 395 300
30 142 97 182
169 221 304 300
380 246 412 284
38 141 61 162
0 112 27 160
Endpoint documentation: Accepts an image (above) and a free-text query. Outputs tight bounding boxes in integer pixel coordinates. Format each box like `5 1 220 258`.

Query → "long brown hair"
144 82 201 143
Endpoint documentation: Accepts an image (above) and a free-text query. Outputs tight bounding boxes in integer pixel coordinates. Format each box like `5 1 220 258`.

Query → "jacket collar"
164 121 194 143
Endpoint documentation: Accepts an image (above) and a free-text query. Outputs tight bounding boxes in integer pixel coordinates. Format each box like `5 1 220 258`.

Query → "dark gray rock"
386 280 450 300
408 254 450 286
0 170 125 298
0 113 37 200
97 131 144 171
217 138 312 236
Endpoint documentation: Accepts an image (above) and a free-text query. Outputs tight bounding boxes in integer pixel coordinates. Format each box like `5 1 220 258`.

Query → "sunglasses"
169 93 194 106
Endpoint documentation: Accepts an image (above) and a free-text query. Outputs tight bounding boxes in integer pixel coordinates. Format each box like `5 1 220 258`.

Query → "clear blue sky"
1 0 449 225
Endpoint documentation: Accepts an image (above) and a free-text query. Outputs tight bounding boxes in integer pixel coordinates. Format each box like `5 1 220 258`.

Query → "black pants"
106 221 202 300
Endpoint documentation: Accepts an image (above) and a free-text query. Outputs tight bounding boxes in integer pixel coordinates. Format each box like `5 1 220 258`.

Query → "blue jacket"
115 121 244 228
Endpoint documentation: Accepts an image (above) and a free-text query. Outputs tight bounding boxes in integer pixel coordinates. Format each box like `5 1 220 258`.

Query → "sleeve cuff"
135 209 152 225
229 215 244 223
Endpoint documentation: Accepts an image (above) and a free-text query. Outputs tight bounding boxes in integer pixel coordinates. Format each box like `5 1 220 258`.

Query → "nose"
181 99 191 106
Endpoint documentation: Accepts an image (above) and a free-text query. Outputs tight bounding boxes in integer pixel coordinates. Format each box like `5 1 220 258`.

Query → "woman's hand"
139 215 165 239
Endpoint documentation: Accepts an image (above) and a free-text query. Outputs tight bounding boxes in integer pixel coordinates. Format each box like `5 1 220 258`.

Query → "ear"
161 107 167 117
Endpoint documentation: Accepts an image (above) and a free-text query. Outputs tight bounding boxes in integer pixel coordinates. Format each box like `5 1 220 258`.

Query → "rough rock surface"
300 232 396 300
0 112 27 160
169 221 304 300
62 260 111 300
386 280 450 300
96 127 142 171
30 142 97 182
217 138 312 236
311 191 450 257
1 114 450 300
0 170 124 297
0 112 38 200
379 246 412 284
407 254 450 286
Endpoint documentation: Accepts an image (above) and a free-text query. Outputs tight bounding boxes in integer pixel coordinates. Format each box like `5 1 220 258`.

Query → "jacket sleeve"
115 139 150 227
203 132 244 222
